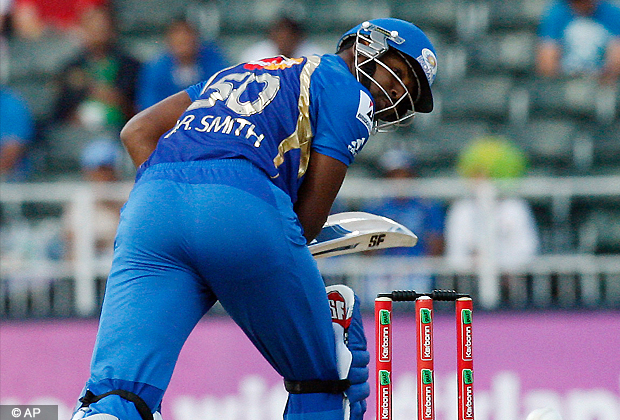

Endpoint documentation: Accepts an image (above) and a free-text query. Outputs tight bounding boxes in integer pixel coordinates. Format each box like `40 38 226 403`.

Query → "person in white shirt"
445 136 539 304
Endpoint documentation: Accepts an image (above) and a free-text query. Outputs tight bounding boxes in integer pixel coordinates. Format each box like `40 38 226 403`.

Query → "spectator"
240 14 326 62
52 5 140 133
62 138 124 260
136 18 230 111
1 1 11 82
359 148 445 303
363 148 445 257
536 0 620 84
10 0 107 39
444 136 539 303
1 0 12 35
0 85 35 181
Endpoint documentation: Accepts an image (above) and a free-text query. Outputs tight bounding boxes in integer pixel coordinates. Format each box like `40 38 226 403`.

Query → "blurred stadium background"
1 0 620 419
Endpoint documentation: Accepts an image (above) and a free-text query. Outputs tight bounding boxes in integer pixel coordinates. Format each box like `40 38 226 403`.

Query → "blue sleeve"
538 1 567 40
310 83 373 166
185 81 208 101
425 201 445 234
0 91 34 143
598 2 620 36
135 61 160 111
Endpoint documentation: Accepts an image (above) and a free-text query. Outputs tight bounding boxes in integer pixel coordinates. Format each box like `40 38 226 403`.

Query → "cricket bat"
309 211 418 259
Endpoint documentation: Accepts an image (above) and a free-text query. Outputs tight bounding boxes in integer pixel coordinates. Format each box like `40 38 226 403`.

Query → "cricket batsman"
71 17 437 420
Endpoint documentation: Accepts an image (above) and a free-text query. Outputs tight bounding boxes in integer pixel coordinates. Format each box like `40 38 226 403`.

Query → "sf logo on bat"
369 233 386 247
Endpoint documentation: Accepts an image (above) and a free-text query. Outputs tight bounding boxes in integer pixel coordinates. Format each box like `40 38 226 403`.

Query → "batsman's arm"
295 150 348 243
120 91 192 167
601 38 620 85
535 41 561 77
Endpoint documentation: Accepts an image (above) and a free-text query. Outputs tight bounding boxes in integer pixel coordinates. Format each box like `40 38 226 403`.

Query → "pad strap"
79 390 154 420
284 379 351 394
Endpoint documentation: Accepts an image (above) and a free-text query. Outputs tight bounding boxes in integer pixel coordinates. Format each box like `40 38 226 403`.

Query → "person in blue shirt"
363 148 444 258
135 18 230 111
0 86 35 181
536 0 620 84
360 148 444 300
71 18 438 420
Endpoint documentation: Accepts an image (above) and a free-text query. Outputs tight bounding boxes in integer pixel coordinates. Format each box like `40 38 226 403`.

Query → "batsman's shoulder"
312 73 373 131
312 54 361 91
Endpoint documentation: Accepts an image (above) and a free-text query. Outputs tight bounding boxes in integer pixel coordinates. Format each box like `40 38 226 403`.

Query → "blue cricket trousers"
75 159 344 420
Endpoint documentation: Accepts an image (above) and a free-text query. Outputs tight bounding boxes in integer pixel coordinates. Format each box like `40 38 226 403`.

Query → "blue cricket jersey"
538 0 620 74
139 54 374 203
81 55 371 420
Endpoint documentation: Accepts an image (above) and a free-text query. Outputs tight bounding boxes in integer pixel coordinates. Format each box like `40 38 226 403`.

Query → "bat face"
309 212 418 259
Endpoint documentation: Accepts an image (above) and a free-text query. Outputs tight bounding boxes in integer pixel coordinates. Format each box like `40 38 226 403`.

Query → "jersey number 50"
200 72 281 116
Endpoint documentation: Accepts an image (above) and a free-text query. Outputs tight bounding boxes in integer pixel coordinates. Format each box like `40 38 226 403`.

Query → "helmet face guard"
339 19 438 133
353 22 418 132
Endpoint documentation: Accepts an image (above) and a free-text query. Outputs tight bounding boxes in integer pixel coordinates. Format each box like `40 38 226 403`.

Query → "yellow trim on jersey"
273 55 322 179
